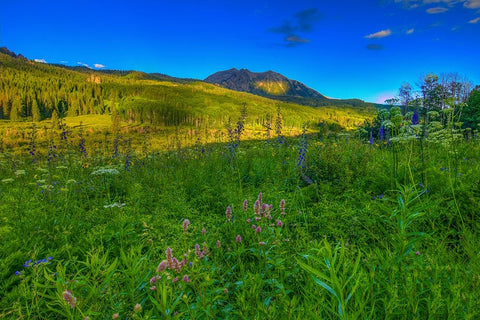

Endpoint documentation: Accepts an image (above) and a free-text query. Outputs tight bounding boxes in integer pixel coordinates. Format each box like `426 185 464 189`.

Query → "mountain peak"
204 68 326 99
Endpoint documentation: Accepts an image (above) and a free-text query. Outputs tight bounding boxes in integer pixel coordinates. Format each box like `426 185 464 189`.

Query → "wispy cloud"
269 8 322 47
364 29 392 39
406 28 415 34
426 6 449 13
469 16 480 22
94 63 106 68
77 62 91 68
366 44 384 50
34 58 47 63
464 0 480 9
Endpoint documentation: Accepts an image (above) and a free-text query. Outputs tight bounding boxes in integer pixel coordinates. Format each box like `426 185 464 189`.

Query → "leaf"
312 276 338 299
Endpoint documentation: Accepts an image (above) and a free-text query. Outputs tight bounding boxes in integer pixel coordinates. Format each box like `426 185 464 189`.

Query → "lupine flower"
182 219 190 233
182 275 191 283
236 234 242 243
216 240 221 248
157 260 168 273
369 133 374 145
134 303 142 313
243 199 248 212
225 206 232 221
379 126 385 140
256 226 262 233
412 109 419 125
62 290 77 308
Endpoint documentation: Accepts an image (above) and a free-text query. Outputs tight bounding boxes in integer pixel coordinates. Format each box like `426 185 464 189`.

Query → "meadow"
1 110 479 319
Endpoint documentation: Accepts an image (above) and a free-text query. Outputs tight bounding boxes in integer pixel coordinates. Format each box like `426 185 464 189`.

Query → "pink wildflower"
247 218 251 223
182 219 190 233
226 206 232 221
150 286 156 291
134 303 142 313
254 199 260 215
415 251 421 256
201 228 206 235
276 220 283 227
172 277 179 283
280 199 285 211
157 260 168 273
112 314 119 319
252 224 256 229
256 226 261 233
216 240 221 248
243 199 248 212
259 241 266 245
150 276 157 285
182 275 191 283
195 244 201 258
236 234 242 243
62 290 76 308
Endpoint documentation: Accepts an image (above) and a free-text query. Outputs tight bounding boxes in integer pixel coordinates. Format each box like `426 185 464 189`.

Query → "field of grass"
1 115 479 319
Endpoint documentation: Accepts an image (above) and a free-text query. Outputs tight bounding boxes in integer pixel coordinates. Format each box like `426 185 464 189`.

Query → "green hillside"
0 48 376 155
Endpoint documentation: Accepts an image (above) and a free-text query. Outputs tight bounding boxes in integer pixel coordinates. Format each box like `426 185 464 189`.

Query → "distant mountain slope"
204 68 379 109
205 68 327 99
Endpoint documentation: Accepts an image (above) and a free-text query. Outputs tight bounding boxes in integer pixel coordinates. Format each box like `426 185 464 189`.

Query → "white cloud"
406 28 415 34
469 16 480 22
464 0 480 9
364 29 392 39
77 62 91 68
34 58 47 63
426 6 449 13
94 63 106 68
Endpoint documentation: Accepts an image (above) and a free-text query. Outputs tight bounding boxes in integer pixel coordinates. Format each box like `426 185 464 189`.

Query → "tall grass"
0 117 479 319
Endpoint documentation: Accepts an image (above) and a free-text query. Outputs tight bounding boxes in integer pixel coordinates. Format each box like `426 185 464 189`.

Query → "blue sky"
1 0 479 103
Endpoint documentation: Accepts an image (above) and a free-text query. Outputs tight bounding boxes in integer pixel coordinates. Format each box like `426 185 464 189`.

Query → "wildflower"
254 199 260 215
236 234 242 243
112 313 119 319
62 290 77 308
15 271 20 276
157 260 168 273
166 247 173 267
172 257 182 273
150 286 156 291
182 275 191 283
280 199 285 212
150 276 157 285
276 220 283 227
134 303 142 313
415 251 421 256
216 240 221 248
182 219 190 233
256 226 262 233
246 218 251 223
369 133 373 145
224 288 229 293
225 206 232 221
379 126 385 140
259 241 266 245
195 243 201 257
412 109 419 125
201 227 206 235
243 199 248 211
258 192 263 204
172 277 179 283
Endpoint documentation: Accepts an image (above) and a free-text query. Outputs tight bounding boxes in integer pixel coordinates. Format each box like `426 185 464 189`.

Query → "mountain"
204 68 328 99
204 68 378 109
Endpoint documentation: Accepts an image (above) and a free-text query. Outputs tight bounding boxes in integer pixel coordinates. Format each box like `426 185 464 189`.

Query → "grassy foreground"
0 124 479 319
